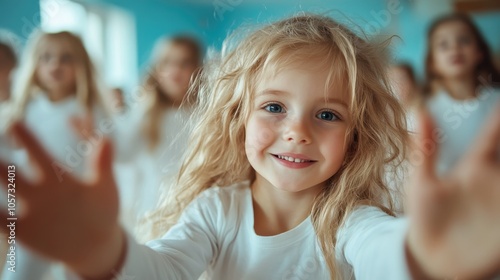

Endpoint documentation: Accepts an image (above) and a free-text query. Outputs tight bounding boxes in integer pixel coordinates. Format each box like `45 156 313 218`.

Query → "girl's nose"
47 59 62 69
282 118 312 144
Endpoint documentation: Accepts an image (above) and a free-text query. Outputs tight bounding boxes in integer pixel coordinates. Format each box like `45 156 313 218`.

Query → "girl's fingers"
414 109 439 179
469 103 500 161
0 161 35 200
0 211 13 234
69 117 84 138
408 110 451 228
8 122 59 181
92 138 115 187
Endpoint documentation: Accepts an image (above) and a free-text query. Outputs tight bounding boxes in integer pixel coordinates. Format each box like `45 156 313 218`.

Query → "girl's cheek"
245 115 279 160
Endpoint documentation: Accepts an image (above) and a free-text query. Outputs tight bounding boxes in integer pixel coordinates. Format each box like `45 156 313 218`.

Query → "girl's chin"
270 181 321 194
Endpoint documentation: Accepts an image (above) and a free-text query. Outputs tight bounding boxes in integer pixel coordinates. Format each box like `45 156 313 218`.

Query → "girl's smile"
270 152 317 169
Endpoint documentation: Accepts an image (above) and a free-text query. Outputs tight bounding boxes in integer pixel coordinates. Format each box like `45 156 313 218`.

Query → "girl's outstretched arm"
0 122 125 279
0 122 217 280
406 104 500 279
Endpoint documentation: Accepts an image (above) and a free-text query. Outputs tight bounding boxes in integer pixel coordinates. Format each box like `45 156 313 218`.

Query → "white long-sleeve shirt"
66 181 411 280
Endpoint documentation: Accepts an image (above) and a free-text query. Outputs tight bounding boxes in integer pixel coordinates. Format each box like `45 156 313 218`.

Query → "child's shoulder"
188 181 252 220
181 181 252 231
197 181 251 206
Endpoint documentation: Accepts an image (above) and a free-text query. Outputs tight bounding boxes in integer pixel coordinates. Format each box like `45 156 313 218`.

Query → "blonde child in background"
423 13 500 175
2 14 500 280
114 35 202 233
1 31 109 280
7 31 109 176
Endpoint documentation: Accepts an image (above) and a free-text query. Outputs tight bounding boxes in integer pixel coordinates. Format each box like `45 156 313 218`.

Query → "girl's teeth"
277 155 309 163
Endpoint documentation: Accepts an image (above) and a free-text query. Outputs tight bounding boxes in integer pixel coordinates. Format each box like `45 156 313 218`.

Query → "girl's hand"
406 106 500 279
0 122 124 278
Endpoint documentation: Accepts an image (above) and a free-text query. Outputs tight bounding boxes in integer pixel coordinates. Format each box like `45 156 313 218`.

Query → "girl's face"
431 20 483 80
36 38 77 98
245 61 351 194
155 43 198 103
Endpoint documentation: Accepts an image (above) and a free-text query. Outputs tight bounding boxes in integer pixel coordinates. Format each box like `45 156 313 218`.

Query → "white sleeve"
66 192 221 280
337 206 411 280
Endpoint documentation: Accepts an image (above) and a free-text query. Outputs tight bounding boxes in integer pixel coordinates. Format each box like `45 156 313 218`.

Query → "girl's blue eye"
264 104 284 113
317 111 338 121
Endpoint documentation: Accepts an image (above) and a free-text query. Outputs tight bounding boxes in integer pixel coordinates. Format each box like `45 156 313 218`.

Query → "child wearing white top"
422 13 500 175
1 14 500 280
0 31 108 280
113 36 201 233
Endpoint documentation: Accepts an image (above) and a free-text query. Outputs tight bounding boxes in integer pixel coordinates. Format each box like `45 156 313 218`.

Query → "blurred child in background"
114 35 202 234
1 30 108 280
388 62 421 133
423 13 500 175
389 62 420 108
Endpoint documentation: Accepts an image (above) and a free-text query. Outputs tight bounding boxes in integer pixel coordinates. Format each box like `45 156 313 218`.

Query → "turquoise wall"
1 0 499 80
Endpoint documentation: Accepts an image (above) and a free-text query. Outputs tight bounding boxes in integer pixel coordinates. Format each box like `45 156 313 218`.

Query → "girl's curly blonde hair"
141 14 408 279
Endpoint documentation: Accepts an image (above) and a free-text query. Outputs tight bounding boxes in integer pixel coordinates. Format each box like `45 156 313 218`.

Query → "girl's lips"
450 55 465 65
272 153 315 161
270 153 316 169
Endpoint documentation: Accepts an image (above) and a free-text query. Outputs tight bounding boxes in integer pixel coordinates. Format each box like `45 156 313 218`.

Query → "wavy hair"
142 14 407 279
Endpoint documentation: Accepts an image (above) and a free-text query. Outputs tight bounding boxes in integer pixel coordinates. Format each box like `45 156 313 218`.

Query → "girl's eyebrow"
258 89 348 108
258 89 288 97
317 97 348 108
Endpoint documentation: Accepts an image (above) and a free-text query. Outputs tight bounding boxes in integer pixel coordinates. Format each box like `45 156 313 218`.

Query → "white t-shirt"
427 87 500 175
67 181 411 280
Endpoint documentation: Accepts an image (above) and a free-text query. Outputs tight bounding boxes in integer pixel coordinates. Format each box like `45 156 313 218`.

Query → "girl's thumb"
94 138 115 186
415 108 439 178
